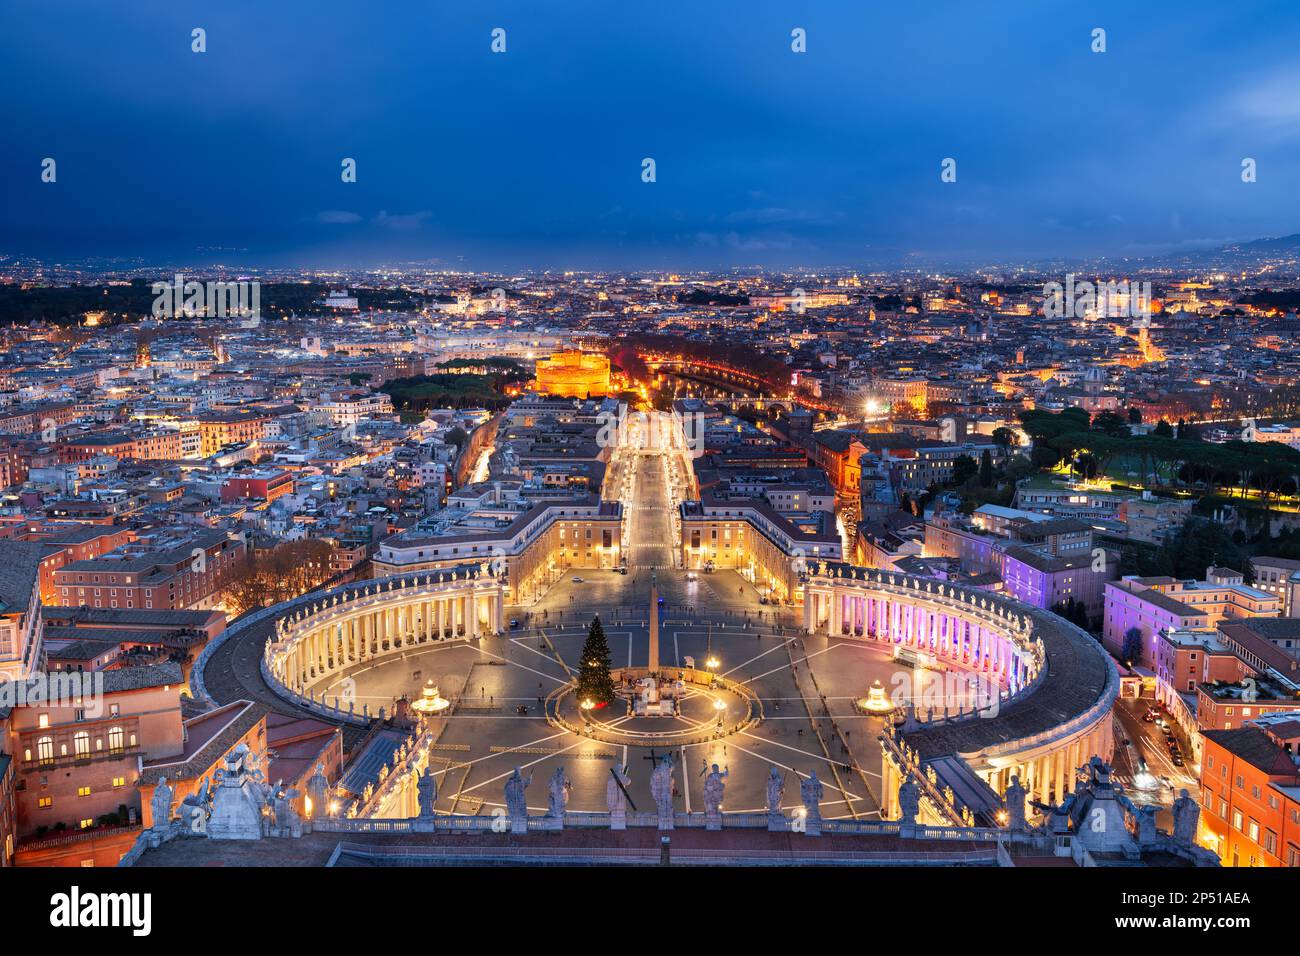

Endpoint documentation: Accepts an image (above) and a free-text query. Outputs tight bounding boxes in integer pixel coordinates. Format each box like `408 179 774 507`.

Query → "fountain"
858 679 896 714
410 679 450 715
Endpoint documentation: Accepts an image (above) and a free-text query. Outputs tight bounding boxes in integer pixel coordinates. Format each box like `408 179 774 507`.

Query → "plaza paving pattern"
204 572 1001 825
200 446 998 825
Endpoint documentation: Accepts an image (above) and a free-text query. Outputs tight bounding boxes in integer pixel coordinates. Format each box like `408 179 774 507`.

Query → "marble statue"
1004 774 1027 829
1172 789 1199 844
649 752 675 828
417 765 438 819
178 776 211 834
546 767 571 819
273 787 302 832
703 764 728 816
150 773 174 830
1134 803 1159 844
897 773 921 826
606 766 631 815
207 745 270 840
800 771 824 833
766 766 785 825
306 762 330 819
504 767 532 820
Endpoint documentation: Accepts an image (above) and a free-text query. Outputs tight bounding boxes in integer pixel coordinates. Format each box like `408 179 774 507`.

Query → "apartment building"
51 529 246 611
1199 713 1300 867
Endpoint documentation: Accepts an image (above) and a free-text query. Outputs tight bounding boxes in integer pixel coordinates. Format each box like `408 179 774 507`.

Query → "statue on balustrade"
417 765 439 819
505 767 532 821
1172 789 1200 844
150 774 174 831
606 766 632 814
800 770 824 830
650 752 675 828
766 766 785 824
1134 803 1158 844
1004 774 1027 829
703 764 728 818
307 762 330 819
897 773 921 826
547 767 571 819
273 786 303 833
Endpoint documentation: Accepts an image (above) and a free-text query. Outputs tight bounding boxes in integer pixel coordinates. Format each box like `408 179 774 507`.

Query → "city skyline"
6 0 1300 269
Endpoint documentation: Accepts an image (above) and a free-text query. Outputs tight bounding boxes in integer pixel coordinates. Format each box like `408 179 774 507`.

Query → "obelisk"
648 570 660 674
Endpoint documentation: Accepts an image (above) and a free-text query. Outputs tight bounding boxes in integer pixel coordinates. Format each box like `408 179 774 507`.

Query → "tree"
1030 445 1060 470
978 449 994 487
1128 407 1142 424
991 426 1018 449
1051 597 1090 631
1092 410 1129 438
1121 627 1144 665
221 539 334 616
444 426 468 447
951 454 978 486
575 616 616 706
1154 419 1174 438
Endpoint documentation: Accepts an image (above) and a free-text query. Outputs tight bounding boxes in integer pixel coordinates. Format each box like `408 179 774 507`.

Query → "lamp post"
705 623 720 685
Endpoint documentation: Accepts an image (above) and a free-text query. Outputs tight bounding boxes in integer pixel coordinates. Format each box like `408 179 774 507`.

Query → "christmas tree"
575 615 616 706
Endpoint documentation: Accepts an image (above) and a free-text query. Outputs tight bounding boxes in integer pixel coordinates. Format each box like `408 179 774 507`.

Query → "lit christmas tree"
576 615 616 706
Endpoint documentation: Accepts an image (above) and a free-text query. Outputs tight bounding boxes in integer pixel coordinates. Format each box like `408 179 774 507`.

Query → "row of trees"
222 539 336 617
1020 408 1300 509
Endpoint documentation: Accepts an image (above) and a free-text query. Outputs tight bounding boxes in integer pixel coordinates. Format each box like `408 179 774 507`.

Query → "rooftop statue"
703 763 728 816
505 767 532 820
547 767 571 818
150 774 174 831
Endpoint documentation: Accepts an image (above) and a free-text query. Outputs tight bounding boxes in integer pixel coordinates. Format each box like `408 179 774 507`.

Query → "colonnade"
803 570 1042 694
264 571 507 698
881 714 1115 821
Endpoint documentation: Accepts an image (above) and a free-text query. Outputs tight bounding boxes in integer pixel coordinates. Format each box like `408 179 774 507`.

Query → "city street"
1110 695 1200 830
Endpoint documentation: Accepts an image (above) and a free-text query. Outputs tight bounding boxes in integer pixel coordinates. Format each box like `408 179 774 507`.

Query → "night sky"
4 0 1300 269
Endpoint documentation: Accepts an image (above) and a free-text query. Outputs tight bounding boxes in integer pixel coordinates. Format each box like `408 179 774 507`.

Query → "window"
36 736 54 764
73 732 90 757
38 797 52 809
107 726 124 753
77 786 91 798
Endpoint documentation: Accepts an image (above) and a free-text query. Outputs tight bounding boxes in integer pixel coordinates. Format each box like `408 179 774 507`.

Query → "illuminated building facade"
535 351 611 399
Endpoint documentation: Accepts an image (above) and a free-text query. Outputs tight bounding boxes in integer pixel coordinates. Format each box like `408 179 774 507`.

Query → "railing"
305 812 1023 840
20 822 141 852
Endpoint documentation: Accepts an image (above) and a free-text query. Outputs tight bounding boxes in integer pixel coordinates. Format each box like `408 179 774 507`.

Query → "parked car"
509 619 520 631
572 576 584 583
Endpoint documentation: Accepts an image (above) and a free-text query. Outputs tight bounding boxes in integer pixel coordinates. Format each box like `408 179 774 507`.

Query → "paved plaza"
205 444 1000 826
